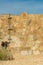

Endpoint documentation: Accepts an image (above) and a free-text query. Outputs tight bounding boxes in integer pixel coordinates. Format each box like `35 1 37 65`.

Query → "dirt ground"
0 53 43 65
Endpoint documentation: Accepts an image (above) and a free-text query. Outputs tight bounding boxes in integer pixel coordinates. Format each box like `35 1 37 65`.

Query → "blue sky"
0 0 43 14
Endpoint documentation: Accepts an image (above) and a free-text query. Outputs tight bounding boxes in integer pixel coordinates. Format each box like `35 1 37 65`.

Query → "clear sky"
0 0 43 14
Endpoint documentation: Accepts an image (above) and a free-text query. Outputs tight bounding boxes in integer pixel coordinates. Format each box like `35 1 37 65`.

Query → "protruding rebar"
8 14 12 43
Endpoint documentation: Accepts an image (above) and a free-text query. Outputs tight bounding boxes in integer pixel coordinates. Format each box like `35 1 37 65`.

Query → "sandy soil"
0 53 43 65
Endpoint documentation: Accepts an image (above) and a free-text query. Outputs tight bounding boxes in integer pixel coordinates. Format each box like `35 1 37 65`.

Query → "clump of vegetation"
0 47 13 60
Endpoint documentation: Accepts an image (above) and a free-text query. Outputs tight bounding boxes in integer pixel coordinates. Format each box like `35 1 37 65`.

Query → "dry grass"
0 47 13 60
0 53 43 65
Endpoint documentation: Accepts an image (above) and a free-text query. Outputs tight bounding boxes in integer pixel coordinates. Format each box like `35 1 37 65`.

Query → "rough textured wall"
0 12 43 52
